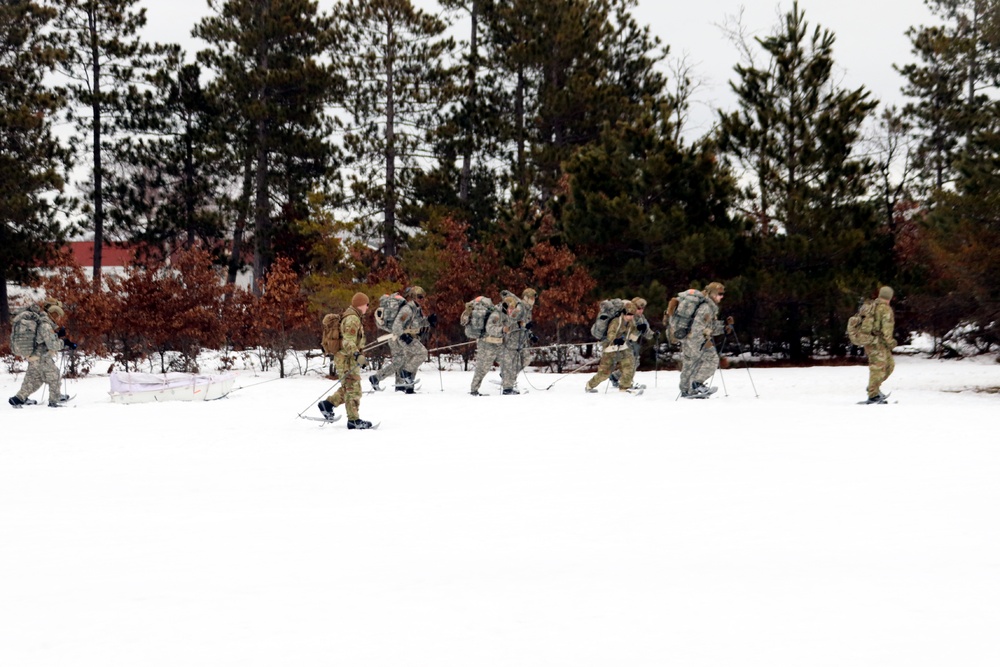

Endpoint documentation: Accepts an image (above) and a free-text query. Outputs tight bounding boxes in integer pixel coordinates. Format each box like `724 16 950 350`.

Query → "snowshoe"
859 392 891 405
584 386 597 394
680 390 709 399
502 388 520 395
692 382 718 395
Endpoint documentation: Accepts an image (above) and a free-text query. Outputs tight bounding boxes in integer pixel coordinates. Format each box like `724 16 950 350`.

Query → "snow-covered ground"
3 354 999 666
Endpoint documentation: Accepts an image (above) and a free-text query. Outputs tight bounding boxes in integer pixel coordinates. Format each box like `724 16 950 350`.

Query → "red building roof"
65 242 135 268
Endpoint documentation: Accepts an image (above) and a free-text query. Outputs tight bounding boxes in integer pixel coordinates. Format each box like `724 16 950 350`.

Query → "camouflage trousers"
679 338 718 392
374 337 427 384
611 342 642 384
498 343 527 390
16 354 62 404
328 353 362 420
586 349 636 391
471 340 503 393
865 345 895 398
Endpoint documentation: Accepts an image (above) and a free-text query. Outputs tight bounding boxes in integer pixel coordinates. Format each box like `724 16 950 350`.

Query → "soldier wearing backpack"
611 297 653 387
678 282 728 399
318 292 374 429
369 285 433 394
497 288 537 393
468 296 506 395
584 300 644 393
9 300 75 408
862 286 897 404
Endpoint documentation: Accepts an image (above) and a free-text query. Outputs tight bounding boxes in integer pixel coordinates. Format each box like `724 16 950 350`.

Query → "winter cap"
522 288 537 302
45 304 64 319
623 301 638 315
704 282 725 297
351 292 370 308
631 297 647 309
406 286 426 300
878 286 894 300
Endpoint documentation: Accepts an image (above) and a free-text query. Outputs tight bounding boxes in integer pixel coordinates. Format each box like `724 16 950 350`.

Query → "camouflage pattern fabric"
327 306 366 420
14 311 64 405
864 298 896 399
499 300 529 390
586 316 638 391
678 296 723 394
471 309 506 393
374 300 429 382
612 311 653 384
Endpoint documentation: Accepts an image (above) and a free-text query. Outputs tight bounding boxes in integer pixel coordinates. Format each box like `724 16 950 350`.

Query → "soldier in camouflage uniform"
319 292 373 429
585 300 644 393
679 282 727 398
612 296 654 387
469 300 506 396
498 293 532 395
370 285 432 394
9 300 73 408
864 286 897 404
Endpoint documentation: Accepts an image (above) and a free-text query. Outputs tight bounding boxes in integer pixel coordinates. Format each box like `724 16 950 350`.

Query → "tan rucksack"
321 313 342 356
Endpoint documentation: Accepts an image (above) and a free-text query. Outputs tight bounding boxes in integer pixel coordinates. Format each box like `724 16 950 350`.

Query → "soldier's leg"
678 339 699 392
692 346 720 386
618 351 637 389
403 340 427 377
374 339 404 382
585 353 616 391
15 359 44 401
867 347 894 398
499 346 519 390
40 356 62 404
471 342 500 392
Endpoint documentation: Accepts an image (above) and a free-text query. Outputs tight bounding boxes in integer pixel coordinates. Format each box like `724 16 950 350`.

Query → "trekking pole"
653 332 660 388
296 379 342 418
426 340 477 354
544 356 600 390
362 336 392 353
729 325 760 398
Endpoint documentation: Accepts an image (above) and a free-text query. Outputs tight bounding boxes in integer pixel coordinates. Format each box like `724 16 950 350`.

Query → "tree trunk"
89 9 104 286
227 149 254 286
459 0 478 202
384 18 397 257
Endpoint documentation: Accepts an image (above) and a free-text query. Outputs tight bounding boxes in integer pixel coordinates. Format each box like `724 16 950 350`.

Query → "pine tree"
334 0 456 258
195 0 340 291
717 2 881 358
53 0 166 283
0 0 74 324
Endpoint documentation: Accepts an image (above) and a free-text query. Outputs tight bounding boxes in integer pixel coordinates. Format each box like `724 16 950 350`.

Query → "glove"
724 325 733 334
613 337 625 346
529 333 539 344
65 340 78 350
726 316 734 325
636 323 648 333
57 327 67 338
400 333 413 345
525 321 535 330
355 353 368 369
427 313 438 327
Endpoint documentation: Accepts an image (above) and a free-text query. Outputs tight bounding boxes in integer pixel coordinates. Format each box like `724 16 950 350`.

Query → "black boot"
369 375 383 391
347 419 373 430
9 396 25 408
318 400 336 421
502 388 520 395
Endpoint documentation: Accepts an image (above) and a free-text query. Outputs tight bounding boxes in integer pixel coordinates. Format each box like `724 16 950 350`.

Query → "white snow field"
3 354 999 666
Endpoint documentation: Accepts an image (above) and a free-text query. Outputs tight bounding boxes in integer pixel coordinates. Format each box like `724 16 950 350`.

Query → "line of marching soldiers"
317 282 735 429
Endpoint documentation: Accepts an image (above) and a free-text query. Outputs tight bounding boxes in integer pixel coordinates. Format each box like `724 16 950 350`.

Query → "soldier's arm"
39 322 65 353
392 307 412 336
340 316 362 356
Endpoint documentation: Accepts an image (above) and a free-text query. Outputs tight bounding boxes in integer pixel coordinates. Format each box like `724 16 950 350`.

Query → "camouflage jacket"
603 316 638 353
338 306 366 358
392 301 429 337
691 297 724 343
871 298 896 349
482 309 505 345
32 311 64 359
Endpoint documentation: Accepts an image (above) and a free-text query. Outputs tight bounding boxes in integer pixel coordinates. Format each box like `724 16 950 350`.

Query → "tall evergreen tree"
53 0 165 282
717 2 880 358
0 0 74 323
334 0 456 258
195 0 340 290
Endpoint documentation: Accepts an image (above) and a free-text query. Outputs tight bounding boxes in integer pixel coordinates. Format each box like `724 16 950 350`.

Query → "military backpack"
667 289 709 342
460 296 496 340
10 306 44 358
321 312 342 356
374 293 406 332
590 298 627 341
846 299 878 346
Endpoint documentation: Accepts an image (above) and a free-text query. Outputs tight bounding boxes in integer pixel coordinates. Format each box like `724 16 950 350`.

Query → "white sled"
109 371 237 404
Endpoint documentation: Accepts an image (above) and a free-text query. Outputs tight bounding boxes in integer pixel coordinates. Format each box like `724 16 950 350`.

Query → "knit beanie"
351 292 370 308
878 286 894 300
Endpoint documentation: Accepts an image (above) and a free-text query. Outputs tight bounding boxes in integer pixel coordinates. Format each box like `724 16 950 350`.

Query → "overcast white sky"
140 0 936 140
